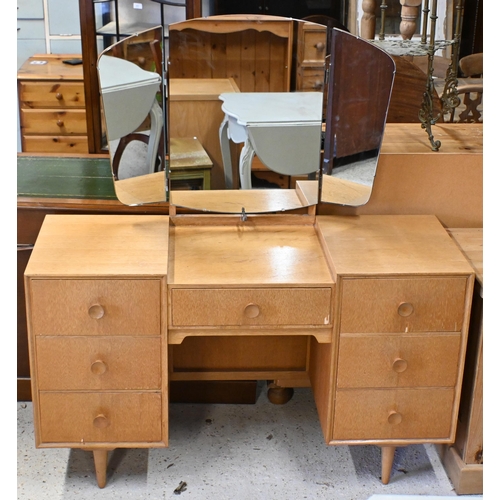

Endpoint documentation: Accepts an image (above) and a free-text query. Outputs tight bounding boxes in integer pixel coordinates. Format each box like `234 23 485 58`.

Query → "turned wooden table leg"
400 1 423 40
267 381 294 405
361 0 377 39
380 446 396 484
93 449 110 488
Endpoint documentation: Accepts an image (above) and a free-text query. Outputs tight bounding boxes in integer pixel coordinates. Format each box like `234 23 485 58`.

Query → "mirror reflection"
167 15 327 212
97 26 167 205
96 17 395 212
320 28 395 206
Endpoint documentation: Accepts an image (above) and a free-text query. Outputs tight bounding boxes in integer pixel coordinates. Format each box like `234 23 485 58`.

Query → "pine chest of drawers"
18 54 88 153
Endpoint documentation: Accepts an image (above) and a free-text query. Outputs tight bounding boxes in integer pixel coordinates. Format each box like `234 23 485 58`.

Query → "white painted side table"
98 55 163 176
219 92 323 189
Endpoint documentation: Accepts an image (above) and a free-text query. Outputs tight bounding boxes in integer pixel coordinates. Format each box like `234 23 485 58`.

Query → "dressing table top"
24 215 170 278
25 214 475 283
169 218 332 286
316 215 475 278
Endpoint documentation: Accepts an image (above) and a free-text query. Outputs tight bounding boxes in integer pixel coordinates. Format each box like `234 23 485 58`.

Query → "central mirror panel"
167 15 327 213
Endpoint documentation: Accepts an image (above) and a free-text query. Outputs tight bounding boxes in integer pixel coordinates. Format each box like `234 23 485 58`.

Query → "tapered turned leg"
380 446 396 484
267 381 294 405
93 449 110 488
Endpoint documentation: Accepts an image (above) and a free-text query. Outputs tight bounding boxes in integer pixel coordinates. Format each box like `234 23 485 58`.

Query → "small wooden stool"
169 137 213 190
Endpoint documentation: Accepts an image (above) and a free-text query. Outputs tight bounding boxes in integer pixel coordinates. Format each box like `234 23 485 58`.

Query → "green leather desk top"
17 156 117 200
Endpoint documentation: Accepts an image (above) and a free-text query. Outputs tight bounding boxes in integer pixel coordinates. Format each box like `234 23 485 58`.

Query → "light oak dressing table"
24 208 475 488
23 20 477 490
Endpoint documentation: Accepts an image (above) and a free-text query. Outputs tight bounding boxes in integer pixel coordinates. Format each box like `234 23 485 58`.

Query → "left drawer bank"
24 214 170 488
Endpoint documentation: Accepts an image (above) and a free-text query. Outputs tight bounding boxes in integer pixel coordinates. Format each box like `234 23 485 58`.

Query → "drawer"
36 336 161 390
22 134 88 153
333 388 455 441
171 288 332 327
20 108 87 135
297 67 325 92
301 28 327 63
336 333 461 388
38 392 162 444
340 277 467 333
29 279 161 336
19 81 85 109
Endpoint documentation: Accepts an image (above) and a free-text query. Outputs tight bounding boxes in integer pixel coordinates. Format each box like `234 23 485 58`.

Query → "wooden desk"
24 212 474 488
439 228 483 494
18 55 88 154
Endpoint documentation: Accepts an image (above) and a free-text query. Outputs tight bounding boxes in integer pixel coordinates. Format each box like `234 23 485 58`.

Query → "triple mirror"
97 16 395 211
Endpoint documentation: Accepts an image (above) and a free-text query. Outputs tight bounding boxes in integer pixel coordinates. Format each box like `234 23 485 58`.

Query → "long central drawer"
170 287 332 326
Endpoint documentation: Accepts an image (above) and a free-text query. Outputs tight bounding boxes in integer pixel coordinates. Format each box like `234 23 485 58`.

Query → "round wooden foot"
267 386 294 405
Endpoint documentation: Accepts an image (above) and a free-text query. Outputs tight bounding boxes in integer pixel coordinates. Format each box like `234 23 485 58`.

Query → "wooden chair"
449 53 483 123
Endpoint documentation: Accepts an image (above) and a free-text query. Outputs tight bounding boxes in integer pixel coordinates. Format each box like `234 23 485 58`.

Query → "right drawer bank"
313 215 475 483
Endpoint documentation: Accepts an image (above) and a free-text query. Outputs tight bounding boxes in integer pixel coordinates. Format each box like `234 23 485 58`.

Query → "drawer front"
36 336 161 390
19 81 85 109
171 288 332 326
301 28 327 63
22 134 88 153
29 279 161 336
20 108 87 135
340 277 467 333
337 333 461 388
38 392 162 444
333 388 455 441
297 67 325 92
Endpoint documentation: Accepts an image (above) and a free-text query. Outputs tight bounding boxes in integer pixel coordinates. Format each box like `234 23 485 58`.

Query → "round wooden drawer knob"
398 302 414 317
315 42 325 51
88 304 105 320
56 120 64 127
93 414 110 429
392 358 408 373
91 360 108 375
56 93 63 100
387 411 402 425
313 80 322 90
244 303 260 319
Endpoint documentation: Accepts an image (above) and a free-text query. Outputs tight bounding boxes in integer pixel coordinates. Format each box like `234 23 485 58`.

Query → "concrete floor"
17 384 483 500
